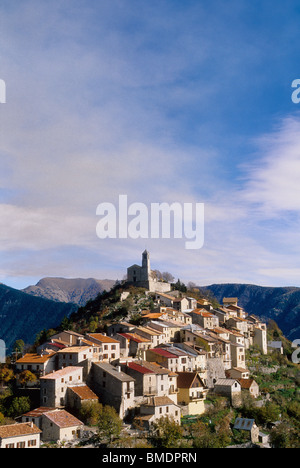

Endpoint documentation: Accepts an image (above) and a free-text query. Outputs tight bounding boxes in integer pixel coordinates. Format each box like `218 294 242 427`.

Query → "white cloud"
242 115 300 213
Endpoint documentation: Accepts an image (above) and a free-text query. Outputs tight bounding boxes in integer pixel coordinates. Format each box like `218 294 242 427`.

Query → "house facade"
40 366 83 408
0 422 41 448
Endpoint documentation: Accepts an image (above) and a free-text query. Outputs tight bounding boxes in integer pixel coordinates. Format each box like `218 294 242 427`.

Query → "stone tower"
141 249 151 281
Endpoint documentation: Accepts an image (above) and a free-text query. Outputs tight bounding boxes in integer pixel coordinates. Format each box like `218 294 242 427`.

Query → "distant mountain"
0 284 77 352
22 277 115 307
202 283 300 340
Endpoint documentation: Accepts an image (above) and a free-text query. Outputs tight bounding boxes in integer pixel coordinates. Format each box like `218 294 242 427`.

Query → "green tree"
80 401 103 426
8 396 30 418
13 340 25 356
150 416 184 448
97 405 122 443
190 420 220 448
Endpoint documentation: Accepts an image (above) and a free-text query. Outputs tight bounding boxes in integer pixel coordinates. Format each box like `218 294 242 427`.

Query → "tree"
18 370 37 388
80 401 103 426
161 272 175 283
189 420 220 448
13 340 25 356
150 417 184 448
7 396 30 418
0 367 14 387
97 405 122 443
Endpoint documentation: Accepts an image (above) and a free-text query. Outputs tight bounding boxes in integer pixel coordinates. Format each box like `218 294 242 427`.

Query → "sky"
1 0 300 289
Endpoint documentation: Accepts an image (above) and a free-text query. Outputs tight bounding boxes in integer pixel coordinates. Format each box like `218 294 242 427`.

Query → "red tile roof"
127 362 155 374
149 348 177 358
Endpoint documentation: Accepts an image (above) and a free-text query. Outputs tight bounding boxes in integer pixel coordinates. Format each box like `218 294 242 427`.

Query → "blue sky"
1 0 300 289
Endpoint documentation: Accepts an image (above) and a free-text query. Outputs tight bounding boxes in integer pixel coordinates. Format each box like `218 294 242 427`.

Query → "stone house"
48 330 85 347
239 379 260 399
56 345 97 380
114 332 151 358
233 418 259 443
85 333 120 361
146 320 181 343
190 309 219 329
146 347 190 373
0 422 41 448
134 326 166 347
176 372 208 416
15 352 57 379
230 342 246 369
41 409 84 442
106 321 135 336
67 385 99 412
40 366 83 408
174 342 207 378
90 362 135 419
124 360 171 401
18 407 55 429
226 367 250 380
214 378 242 407
135 396 181 430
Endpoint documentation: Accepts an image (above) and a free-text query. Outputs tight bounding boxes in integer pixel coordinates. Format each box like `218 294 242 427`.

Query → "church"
127 250 171 293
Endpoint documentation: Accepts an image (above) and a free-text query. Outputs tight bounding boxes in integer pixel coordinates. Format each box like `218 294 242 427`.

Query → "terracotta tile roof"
239 379 256 389
0 422 41 438
136 361 170 375
142 313 163 319
136 327 162 336
20 407 55 418
87 333 120 344
119 333 150 343
57 346 91 354
144 396 177 407
43 409 83 428
16 353 55 364
40 366 82 380
69 385 98 400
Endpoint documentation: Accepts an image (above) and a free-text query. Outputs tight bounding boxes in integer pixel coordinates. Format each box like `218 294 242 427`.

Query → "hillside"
22 277 115 306
203 283 300 340
0 284 77 352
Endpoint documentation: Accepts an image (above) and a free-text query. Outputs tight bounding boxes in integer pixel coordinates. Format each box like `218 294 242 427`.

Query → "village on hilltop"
0 251 274 448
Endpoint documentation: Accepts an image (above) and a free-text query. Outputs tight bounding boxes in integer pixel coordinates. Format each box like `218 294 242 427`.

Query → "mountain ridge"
21 277 115 306
0 283 77 352
202 283 300 340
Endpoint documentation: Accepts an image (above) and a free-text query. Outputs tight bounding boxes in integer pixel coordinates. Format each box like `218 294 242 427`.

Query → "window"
61 378 64 383
69 376 72 381
5 443 15 448
28 439 37 447
159 408 162 414
17 442 25 448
